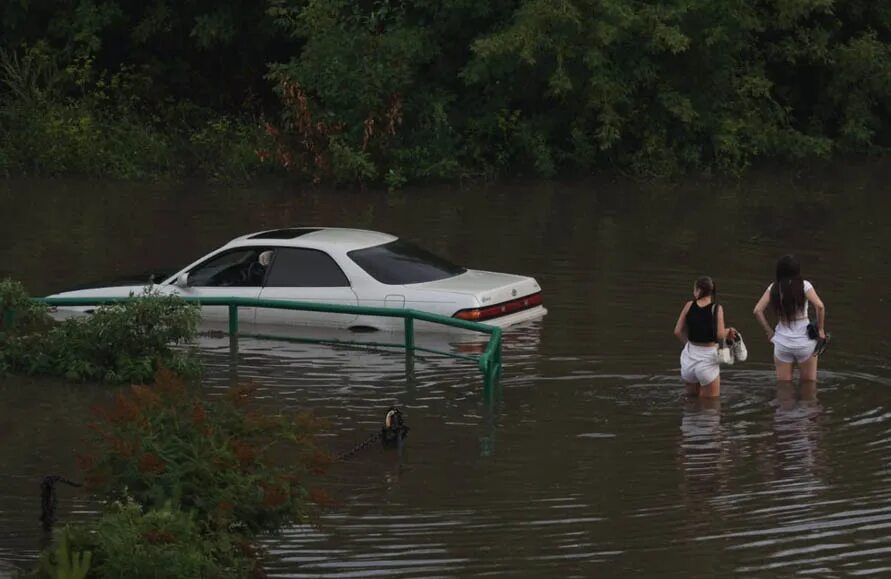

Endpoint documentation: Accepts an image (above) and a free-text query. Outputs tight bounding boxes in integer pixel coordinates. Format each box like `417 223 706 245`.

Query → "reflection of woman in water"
678 397 729 507
674 277 737 398
753 255 827 382
772 381 824 479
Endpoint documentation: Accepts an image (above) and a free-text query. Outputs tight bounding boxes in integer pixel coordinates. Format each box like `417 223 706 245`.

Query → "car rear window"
347 239 466 285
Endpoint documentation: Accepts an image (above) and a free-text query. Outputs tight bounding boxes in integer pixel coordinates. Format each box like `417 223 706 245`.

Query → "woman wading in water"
753 255 828 382
674 277 737 398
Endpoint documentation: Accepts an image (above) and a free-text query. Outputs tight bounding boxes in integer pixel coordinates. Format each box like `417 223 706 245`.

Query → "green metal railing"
34 296 503 392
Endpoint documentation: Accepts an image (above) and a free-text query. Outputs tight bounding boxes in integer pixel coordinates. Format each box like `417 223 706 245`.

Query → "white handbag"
731 332 748 362
716 343 734 365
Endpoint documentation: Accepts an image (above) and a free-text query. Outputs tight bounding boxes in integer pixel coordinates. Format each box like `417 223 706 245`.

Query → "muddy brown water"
1 163 891 576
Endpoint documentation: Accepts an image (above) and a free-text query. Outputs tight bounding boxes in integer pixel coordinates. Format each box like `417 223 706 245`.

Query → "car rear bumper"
481 305 547 328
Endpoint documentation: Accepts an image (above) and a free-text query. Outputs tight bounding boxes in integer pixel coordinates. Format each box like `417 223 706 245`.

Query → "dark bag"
807 320 831 357
806 321 820 340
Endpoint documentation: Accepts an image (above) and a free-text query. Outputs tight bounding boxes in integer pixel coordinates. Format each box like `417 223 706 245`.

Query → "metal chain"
335 431 384 462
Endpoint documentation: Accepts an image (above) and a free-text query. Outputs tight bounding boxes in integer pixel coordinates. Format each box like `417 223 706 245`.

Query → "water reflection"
771 381 825 481
679 398 729 497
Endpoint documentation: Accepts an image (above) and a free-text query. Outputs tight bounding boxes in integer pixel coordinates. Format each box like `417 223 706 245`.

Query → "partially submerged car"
47 228 546 332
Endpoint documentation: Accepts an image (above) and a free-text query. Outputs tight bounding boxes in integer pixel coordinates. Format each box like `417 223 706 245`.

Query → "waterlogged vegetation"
0 1 888 185
0 279 199 383
0 280 333 576
31 370 331 577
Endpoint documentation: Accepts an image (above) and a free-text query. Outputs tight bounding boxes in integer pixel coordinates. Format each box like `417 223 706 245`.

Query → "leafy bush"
0 278 53 334
0 99 173 179
187 116 276 182
0 282 200 383
37 501 258 578
30 371 332 577
80 370 331 537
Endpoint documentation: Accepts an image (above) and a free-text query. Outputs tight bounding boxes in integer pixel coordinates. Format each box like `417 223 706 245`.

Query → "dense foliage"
81 370 331 536
34 371 331 577
0 280 199 382
1 0 888 183
36 503 256 579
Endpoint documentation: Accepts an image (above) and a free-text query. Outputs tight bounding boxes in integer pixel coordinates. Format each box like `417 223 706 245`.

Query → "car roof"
229 227 397 251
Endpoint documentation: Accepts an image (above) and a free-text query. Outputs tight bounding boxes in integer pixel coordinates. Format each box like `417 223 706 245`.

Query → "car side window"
188 248 267 287
265 248 349 287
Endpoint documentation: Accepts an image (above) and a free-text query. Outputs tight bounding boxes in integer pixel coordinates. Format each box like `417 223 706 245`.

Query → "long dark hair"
770 255 805 323
695 276 716 300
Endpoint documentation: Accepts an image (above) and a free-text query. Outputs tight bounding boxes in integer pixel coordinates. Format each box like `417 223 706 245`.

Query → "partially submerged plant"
33 370 333 576
81 369 332 537
40 500 257 578
0 278 53 334
0 281 200 382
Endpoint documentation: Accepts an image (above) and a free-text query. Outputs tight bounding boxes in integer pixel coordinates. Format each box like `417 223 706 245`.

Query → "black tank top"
686 301 717 343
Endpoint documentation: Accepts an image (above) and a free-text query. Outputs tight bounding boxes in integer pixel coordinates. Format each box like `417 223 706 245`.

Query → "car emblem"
512 289 517 297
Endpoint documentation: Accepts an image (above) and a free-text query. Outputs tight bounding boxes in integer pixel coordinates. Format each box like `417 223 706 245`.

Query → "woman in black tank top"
673 277 738 398
686 300 718 344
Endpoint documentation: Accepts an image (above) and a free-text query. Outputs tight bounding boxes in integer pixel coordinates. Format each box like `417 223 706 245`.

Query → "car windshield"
348 239 466 285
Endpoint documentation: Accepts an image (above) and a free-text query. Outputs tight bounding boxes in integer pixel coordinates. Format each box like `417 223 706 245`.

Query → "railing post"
403 316 416 387
481 353 492 391
483 366 496 406
404 317 415 352
228 304 239 336
482 328 502 399
493 330 502 377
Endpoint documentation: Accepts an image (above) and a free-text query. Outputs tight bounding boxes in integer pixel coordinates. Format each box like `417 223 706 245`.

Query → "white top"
768 280 814 346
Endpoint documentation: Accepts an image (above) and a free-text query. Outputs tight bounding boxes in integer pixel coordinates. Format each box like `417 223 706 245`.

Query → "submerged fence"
35 296 503 392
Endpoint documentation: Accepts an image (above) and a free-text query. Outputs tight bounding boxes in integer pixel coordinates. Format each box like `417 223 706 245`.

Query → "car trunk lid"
415 270 539 301
414 269 543 321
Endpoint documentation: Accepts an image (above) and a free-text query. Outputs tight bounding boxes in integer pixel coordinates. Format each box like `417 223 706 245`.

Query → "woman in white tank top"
753 255 828 382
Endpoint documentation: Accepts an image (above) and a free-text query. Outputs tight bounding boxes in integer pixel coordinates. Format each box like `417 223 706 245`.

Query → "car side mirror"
175 272 190 288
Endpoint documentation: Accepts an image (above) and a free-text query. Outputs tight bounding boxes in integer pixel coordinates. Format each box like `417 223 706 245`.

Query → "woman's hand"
766 329 775 342
819 329 826 340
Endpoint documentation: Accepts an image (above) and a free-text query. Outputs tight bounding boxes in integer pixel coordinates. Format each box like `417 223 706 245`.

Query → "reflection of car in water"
47 228 547 332
197 318 544 362
194 321 543 393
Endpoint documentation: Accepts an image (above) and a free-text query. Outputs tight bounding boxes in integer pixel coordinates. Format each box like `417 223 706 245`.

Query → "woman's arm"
806 287 827 339
753 288 774 340
717 305 730 341
674 301 692 344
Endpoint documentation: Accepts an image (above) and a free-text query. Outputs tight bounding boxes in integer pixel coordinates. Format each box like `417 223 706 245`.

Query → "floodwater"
1 162 890 576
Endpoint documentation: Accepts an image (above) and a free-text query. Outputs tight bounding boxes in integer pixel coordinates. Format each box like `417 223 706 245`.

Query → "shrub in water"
0 278 53 334
38 500 257 578
34 371 332 577
0 281 199 382
81 369 332 538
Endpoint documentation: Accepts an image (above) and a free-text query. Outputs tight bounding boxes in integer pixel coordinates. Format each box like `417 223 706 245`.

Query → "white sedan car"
47 228 546 332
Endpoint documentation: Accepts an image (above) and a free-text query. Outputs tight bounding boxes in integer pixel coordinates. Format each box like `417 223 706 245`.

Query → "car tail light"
453 292 543 321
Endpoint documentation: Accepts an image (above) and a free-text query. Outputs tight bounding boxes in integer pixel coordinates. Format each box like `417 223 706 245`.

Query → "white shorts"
680 343 720 386
773 340 817 364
